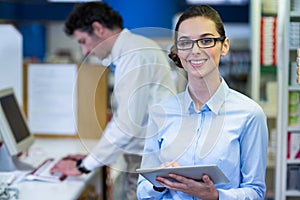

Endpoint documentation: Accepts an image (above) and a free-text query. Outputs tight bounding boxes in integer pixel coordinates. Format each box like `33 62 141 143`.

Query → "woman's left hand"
156 174 219 200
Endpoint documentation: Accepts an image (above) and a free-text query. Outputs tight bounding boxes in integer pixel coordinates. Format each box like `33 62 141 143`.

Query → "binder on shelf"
288 92 300 126
297 48 300 84
260 16 277 66
287 164 300 190
287 132 300 160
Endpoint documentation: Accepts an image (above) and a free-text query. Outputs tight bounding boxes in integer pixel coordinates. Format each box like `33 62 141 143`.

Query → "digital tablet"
136 164 229 187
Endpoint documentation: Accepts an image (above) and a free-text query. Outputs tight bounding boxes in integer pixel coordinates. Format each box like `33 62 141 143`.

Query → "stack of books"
297 48 300 84
262 0 278 15
287 132 300 160
291 0 300 12
290 22 300 49
260 16 277 66
288 92 300 126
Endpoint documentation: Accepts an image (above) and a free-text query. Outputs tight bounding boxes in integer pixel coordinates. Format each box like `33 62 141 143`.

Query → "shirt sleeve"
82 120 134 170
136 107 167 199
84 51 176 170
218 105 268 199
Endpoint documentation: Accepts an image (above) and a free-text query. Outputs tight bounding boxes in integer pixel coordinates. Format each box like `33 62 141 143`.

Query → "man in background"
50 2 177 200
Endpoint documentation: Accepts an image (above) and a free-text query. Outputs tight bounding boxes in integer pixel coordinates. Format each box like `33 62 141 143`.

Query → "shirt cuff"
82 154 104 171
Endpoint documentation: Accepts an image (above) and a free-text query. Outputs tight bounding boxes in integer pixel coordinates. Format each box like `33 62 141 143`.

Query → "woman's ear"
221 37 230 57
92 21 104 37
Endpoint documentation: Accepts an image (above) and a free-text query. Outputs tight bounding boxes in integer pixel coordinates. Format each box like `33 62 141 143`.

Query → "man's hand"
50 154 86 176
61 154 86 161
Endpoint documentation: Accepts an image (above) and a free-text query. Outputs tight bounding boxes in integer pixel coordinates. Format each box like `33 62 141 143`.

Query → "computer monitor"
0 87 34 156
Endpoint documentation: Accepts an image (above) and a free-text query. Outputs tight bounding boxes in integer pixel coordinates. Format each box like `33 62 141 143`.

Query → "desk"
11 138 104 200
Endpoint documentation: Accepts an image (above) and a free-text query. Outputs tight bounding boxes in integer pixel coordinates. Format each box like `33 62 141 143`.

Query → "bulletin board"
23 63 108 139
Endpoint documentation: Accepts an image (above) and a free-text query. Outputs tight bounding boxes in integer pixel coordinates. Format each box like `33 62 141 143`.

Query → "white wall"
225 23 251 50
46 22 82 63
0 24 23 105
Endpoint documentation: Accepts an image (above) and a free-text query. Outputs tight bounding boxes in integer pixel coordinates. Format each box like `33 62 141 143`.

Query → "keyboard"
26 158 67 183
0 172 16 185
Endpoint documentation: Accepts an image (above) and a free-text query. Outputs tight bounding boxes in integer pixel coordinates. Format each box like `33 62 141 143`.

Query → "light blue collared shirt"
137 79 268 200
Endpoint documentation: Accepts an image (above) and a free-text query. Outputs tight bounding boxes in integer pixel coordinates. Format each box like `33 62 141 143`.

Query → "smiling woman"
173 15 230 95
137 5 268 200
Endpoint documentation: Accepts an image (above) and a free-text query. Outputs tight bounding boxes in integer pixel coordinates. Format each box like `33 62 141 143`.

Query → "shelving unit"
251 1 278 199
276 0 300 199
250 0 261 103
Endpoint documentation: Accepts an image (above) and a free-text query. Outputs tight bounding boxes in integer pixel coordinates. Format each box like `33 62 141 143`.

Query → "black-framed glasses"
176 36 226 50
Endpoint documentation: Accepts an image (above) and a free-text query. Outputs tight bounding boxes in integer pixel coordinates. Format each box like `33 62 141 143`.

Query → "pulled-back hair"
169 5 226 68
64 1 123 36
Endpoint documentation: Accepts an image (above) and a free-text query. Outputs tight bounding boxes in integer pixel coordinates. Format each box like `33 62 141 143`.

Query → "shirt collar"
101 28 129 66
183 78 229 115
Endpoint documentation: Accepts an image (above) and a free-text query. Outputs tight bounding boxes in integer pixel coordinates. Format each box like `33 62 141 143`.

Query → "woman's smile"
189 58 207 68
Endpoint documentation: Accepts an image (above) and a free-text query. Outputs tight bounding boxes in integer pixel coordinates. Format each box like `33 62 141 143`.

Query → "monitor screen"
0 88 34 156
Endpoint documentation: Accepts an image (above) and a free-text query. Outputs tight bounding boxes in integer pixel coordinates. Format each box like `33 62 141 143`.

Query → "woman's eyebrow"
177 36 190 40
199 33 215 37
177 33 216 40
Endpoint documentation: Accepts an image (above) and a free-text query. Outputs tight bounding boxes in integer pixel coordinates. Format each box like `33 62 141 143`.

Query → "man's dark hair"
64 1 123 36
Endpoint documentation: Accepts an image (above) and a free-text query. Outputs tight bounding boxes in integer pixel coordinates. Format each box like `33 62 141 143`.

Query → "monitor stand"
0 143 34 171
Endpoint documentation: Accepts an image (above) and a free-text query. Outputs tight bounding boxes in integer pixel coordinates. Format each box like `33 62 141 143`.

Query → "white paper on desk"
27 63 77 135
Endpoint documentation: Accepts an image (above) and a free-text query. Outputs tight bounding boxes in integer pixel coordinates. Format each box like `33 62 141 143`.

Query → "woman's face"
176 16 229 79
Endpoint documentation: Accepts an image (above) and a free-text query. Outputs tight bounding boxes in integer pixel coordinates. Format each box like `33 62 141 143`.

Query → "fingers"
62 154 86 161
169 173 188 183
157 173 218 199
156 174 188 191
202 174 214 185
156 176 180 188
50 160 81 176
50 160 66 173
157 174 213 189
160 161 180 168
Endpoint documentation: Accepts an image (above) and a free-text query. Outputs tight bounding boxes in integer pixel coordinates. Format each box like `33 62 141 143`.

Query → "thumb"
202 174 213 184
